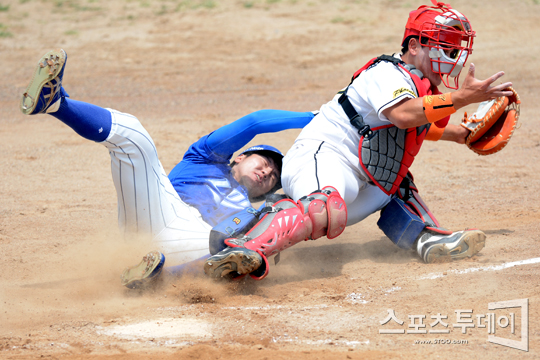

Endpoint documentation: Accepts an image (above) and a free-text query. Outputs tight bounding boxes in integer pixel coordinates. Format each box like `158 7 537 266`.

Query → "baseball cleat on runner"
204 247 263 279
417 230 486 264
121 251 165 289
21 48 68 115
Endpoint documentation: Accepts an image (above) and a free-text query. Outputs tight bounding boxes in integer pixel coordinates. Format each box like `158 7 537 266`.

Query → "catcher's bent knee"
379 175 452 249
377 198 424 249
297 186 347 240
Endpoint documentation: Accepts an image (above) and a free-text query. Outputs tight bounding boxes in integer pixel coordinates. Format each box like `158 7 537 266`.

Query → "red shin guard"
225 187 347 280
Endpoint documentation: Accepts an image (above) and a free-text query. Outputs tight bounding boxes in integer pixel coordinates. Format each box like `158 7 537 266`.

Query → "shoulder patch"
393 87 416 99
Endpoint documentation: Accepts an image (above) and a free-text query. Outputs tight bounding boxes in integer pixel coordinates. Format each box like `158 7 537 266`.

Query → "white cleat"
417 230 486 264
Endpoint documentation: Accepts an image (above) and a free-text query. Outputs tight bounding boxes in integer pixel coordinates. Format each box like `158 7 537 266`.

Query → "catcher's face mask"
402 0 475 89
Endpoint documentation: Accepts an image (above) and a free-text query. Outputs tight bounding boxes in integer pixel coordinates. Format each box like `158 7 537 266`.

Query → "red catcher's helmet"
402 0 475 89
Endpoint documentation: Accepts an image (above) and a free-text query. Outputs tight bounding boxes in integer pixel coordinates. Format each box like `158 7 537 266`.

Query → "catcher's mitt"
460 87 521 155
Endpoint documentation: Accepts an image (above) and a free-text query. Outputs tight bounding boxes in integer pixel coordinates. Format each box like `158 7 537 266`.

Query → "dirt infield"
1 0 539 358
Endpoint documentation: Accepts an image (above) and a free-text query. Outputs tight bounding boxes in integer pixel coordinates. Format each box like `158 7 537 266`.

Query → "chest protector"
338 55 449 195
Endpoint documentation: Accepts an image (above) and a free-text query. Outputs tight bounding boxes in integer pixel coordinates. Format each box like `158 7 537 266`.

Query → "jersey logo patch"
393 88 416 99
233 217 241 225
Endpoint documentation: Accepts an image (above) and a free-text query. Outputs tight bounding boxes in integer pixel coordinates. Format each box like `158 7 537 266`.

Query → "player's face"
404 37 443 88
231 154 280 198
418 45 442 87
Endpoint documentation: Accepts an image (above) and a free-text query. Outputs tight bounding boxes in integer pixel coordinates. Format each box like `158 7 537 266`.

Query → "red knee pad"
298 186 348 240
325 189 347 239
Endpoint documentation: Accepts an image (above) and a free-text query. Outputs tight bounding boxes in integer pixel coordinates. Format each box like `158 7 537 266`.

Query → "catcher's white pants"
101 109 212 265
282 139 392 226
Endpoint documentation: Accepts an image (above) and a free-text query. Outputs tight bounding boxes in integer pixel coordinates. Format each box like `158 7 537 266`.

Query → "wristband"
423 93 456 123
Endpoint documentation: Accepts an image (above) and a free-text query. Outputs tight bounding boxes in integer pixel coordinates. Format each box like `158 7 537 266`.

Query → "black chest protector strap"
338 55 423 138
338 89 373 138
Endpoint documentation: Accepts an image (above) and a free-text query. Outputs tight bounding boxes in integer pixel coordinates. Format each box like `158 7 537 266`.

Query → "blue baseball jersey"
168 110 314 226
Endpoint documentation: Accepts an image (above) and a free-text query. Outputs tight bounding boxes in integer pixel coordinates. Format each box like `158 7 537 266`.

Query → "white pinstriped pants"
101 109 212 266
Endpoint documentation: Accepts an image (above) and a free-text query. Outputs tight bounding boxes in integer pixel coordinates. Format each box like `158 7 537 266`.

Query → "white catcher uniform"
282 55 419 225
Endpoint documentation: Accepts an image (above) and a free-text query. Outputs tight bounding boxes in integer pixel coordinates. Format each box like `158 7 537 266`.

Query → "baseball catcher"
204 0 517 280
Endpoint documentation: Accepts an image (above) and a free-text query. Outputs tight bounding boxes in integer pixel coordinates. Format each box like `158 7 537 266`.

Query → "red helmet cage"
402 1 475 89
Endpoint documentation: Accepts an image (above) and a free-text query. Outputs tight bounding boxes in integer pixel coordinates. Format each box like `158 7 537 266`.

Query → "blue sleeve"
206 110 314 157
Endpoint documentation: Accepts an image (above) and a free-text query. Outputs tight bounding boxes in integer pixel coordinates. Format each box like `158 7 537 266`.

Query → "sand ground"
1 0 539 358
